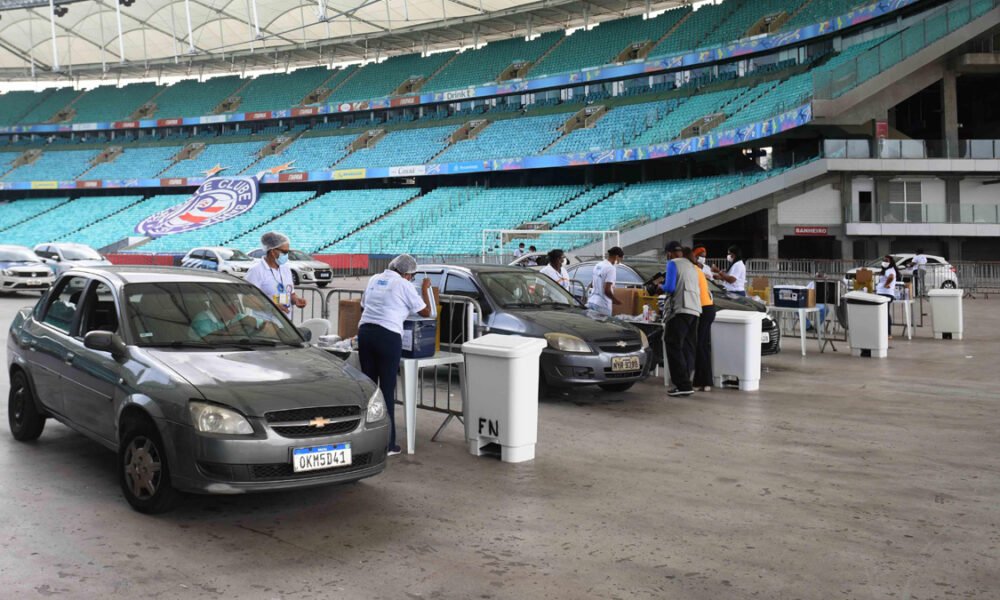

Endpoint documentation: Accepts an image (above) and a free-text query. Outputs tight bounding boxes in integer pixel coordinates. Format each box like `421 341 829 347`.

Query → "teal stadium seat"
329 52 457 103
422 32 562 92
153 76 245 119
1 149 100 182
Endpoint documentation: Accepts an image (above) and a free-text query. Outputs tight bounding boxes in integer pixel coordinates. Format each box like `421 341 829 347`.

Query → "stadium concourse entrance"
691 210 769 260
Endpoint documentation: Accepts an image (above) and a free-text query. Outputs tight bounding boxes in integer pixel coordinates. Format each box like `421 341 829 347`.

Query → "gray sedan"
6 266 389 513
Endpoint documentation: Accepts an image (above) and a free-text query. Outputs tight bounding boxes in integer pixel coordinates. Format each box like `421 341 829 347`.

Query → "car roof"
190 246 237 252
0 244 35 251
419 264 529 275
63 265 241 285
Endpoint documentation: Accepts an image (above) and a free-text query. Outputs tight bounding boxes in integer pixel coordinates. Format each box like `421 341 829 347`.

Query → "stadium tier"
85 146 185 180
61 194 185 250
251 133 357 173
1 149 100 181
0 195 143 247
0 197 72 232
0 0 892 127
335 125 457 170
435 113 569 163
159 141 269 178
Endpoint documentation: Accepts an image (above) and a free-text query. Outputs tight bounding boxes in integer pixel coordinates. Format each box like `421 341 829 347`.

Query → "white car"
0 244 56 294
180 247 254 278
847 253 958 290
33 242 112 276
248 248 333 288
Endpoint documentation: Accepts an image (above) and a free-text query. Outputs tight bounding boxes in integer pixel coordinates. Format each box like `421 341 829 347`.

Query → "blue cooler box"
402 317 437 359
773 285 814 308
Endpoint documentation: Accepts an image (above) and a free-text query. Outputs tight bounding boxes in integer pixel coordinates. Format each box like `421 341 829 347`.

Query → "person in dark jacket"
661 241 702 397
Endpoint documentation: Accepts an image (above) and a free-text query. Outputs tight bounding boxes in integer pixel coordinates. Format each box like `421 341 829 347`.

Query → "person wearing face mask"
540 249 571 290
712 245 747 296
245 231 308 316
876 254 900 339
358 254 433 456
692 246 712 278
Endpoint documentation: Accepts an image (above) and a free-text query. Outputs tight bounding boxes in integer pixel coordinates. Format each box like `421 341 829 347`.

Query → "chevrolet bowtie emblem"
309 417 332 428
616 341 628 347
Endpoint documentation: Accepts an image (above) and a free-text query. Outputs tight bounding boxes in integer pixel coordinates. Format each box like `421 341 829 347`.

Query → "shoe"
667 388 694 397
387 445 402 456
697 386 712 392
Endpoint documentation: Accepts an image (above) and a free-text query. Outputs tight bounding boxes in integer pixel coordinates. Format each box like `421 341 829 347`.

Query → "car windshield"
217 248 253 261
123 282 303 348
627 261 665 281
61 246 102 260
288 250 313 261
0 248 40 262
479 271 579 308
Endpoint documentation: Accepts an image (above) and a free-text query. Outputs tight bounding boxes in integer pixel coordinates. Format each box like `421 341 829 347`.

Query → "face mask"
697 256 706 266
276 252 289 266
881 261 890 268
727 254 734 263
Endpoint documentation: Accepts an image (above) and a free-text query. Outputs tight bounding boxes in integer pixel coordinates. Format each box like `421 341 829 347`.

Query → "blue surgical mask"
276 252 289 266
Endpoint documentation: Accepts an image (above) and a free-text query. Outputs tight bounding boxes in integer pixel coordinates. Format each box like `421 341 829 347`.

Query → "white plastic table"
894 298 914 340
767 305 826 356
399 351 465 454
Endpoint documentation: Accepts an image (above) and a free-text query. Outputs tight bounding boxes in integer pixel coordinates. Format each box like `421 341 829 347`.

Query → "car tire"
118 417 180 514
292 271 300 286
8 370 46 441
942 280 956 289
598 382 635 393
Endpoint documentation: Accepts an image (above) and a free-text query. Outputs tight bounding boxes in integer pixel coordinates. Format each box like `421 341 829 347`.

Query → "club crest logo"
135 175 260 238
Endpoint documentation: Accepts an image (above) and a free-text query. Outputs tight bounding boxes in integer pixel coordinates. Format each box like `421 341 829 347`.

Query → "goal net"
481 229 620 264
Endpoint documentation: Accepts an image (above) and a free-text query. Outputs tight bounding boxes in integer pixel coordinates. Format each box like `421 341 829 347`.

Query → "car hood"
496 307 641 341
0 260 50 270
67 259 112 267
714 293 766 313
144 346 370 416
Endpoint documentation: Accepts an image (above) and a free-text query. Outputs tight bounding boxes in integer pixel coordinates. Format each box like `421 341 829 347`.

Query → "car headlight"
189 401 254 435
366 387 387 423
1 269 11 276
544 332 592 353
638 330 649 349
300 266 314 272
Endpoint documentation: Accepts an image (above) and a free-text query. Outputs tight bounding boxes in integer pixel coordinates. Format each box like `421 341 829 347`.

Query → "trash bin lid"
714 309 764 324
462 334 549 358
843 291 890 304
927 288 963 297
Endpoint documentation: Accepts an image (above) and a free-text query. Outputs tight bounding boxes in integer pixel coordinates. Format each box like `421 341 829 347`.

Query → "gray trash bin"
844 291 890 358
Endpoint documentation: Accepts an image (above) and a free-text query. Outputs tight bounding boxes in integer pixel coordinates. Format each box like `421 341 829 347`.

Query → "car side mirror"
298 327 313 342
84 330 126 360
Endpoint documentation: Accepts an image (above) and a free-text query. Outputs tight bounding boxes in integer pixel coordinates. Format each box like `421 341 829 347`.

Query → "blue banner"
134 175 261 237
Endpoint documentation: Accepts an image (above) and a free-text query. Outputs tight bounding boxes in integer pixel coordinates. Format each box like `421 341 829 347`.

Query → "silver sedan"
6 266 389 513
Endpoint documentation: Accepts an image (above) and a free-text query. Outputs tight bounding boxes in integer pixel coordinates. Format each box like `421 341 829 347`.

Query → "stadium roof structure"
0 0 689 81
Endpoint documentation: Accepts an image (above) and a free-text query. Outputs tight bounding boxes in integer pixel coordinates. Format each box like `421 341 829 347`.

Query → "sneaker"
667 388 694 397
387 445 402 456
697 386 712 392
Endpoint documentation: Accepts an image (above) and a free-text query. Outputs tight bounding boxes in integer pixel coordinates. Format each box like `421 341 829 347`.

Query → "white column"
48 0 59 72
115 0 126 63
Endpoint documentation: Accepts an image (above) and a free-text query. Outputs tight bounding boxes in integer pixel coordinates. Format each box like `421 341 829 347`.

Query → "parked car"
567 258 781 356
846 253 958 290
33 242 111 275
414 264 652 392
6 266 389 513
181 246 254 278
248 248 333 287
0 245 56 294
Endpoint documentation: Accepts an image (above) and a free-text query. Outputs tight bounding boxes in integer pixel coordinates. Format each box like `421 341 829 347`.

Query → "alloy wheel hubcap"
124 437 162 499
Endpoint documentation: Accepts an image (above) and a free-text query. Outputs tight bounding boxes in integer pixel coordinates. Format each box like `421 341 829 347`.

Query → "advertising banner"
136 175 261 237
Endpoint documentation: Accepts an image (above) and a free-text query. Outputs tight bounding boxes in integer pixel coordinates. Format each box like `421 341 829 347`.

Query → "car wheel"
8 370 46 441
942 280 956 289
316 282 329 288
598 382 635 393
119 417 179 514
292 271 300 286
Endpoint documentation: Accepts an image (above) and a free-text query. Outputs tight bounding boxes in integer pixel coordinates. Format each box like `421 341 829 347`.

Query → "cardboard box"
751 277 770 291
338 299 362 339
773 285 816 308
612 287 641 316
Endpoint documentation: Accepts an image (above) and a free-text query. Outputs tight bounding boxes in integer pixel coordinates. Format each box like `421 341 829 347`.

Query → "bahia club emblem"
135 167 260 238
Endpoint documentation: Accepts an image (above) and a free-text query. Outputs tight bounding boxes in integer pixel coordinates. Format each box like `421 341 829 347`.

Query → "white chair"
298 318 333 343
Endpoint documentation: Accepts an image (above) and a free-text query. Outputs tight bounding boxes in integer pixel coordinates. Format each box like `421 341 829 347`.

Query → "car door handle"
64 352 75 364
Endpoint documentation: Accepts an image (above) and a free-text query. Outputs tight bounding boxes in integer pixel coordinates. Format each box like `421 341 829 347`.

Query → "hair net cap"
261 231 290 250
389 254 418 275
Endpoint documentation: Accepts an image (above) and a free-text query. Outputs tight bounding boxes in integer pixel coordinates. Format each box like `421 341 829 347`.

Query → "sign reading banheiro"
135 176 260 237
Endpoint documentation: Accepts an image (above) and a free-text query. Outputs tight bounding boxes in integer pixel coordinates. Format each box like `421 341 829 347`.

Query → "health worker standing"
245 232 308 315
358 254 433 456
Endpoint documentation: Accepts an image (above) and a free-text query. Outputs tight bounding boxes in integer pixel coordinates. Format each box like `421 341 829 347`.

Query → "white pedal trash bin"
461 334 548 463
844 291 890 358
711 310 763 391
927 288 964 340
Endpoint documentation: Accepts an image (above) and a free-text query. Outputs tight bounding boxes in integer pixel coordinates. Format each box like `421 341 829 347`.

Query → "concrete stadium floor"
0 290 998 599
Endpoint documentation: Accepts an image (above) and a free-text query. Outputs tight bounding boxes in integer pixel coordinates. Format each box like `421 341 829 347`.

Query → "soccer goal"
481 229 620 264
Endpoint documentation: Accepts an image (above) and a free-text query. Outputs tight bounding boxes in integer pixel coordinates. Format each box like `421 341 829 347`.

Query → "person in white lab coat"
712 245 747 296
245 232 308 316
911 248 928 296
876 254 900 339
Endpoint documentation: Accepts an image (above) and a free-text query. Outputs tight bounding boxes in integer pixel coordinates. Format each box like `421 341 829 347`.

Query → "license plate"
317 272 331 279
292 443 352 473
761 332 770 344
27 279 41 286
611 355 641 372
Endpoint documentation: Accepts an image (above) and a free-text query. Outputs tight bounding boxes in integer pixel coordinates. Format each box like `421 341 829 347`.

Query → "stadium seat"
423 32 562 92
328 53 457 103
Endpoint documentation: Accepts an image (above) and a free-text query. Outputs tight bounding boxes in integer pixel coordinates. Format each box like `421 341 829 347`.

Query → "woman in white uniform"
876 254 900 339
539 249 571 291
712 245 747 296
358 254 433 456
245 232 307 315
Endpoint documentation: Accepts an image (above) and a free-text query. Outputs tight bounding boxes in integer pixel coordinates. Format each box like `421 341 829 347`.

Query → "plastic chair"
298 318 333 342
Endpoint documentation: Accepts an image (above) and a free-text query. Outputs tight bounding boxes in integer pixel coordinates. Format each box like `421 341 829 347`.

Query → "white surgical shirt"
359 270 427 336
540 265 571 290
587 260 617 313
245 260 295 311
723 259 747 293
